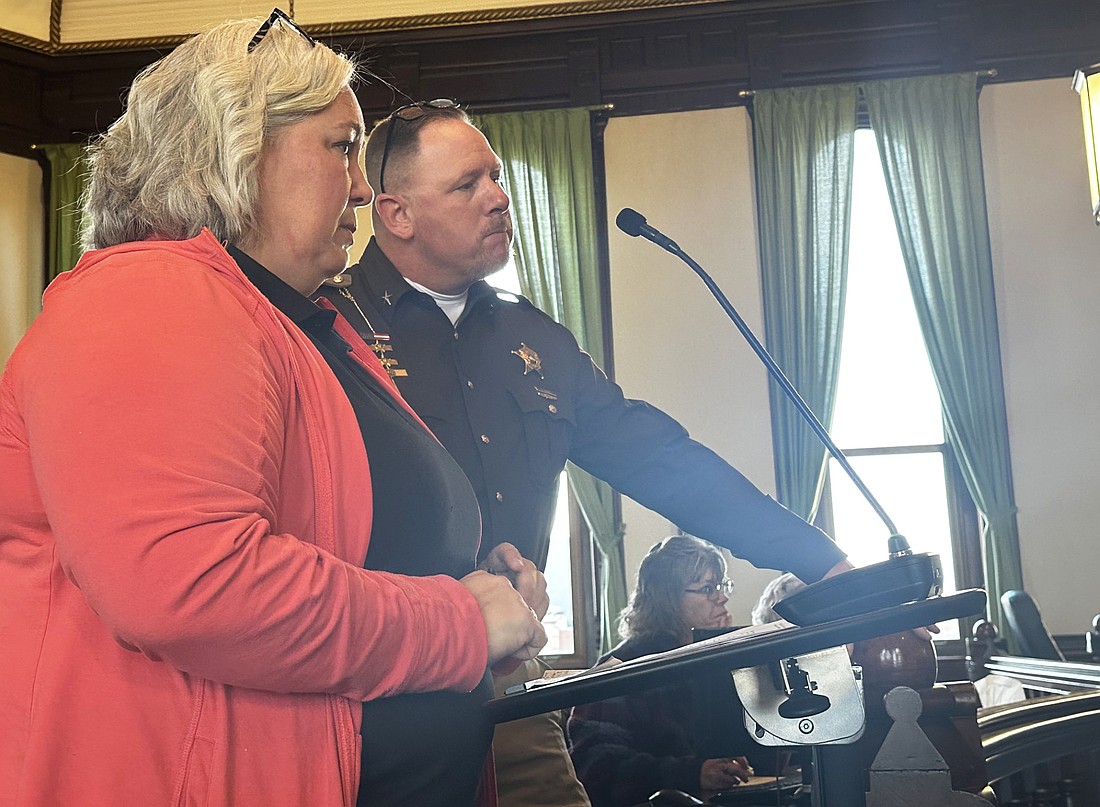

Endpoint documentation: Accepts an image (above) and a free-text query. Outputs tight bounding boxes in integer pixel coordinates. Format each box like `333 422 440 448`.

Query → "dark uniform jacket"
317 238 844 580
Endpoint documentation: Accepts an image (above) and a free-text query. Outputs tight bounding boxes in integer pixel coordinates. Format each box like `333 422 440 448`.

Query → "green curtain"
473 108 627 653
863 73 1024 630
38 143 88 281
752 85 857 520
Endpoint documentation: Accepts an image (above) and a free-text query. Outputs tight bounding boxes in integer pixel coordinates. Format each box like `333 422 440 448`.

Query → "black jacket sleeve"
564 337 845 583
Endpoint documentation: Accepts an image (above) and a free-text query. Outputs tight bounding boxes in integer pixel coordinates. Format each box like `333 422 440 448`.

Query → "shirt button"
495 492 504 502
480 434 490 444
453 332 460 340
548 404 558 413
467 380 474 389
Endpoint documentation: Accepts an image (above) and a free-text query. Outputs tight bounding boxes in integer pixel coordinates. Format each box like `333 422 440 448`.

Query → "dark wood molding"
3 0 1100 156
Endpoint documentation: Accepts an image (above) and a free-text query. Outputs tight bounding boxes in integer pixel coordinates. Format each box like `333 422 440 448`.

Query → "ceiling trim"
0 0 59 53
0 0 716 55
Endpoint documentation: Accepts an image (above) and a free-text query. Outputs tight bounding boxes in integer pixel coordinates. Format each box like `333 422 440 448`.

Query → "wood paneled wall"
2 0 1100 157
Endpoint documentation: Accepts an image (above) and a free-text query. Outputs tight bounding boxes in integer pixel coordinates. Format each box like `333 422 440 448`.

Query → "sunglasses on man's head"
377 99 460 194
248 8 316 53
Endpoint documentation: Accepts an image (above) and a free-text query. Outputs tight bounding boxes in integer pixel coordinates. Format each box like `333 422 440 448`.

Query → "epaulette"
323 272 353 288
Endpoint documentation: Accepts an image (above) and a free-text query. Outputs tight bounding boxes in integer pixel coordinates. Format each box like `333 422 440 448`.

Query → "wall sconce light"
1073 64 1100 225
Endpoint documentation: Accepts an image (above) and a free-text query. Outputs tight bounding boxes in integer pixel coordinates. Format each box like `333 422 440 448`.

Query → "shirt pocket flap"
507 383 576 425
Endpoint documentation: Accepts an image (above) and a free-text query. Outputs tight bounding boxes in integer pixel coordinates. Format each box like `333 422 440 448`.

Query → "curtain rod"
736 68 999 98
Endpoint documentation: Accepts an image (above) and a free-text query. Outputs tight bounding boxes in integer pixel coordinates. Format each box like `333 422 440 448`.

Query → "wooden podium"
485 589 989 806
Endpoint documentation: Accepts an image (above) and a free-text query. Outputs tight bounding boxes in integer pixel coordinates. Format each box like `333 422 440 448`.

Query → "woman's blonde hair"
82 14 357 250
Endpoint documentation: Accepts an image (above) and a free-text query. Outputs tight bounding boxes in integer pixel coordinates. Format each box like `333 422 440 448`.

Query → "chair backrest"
1000 590 1066 661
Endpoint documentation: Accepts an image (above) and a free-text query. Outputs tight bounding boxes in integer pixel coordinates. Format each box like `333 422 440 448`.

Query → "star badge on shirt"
511 343 543 378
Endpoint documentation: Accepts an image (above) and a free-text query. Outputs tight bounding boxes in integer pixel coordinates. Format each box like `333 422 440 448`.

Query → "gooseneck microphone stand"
616 207 942 625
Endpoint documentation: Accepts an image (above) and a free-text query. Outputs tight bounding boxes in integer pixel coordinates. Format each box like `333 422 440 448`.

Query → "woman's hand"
478 542 550 620
461 570 548 664
700 756 753 791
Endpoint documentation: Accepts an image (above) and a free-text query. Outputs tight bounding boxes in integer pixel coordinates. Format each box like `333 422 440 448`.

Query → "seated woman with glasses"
0 11 546 807
567 535 754 806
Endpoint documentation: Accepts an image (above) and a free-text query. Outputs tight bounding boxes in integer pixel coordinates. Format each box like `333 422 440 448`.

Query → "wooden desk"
486 590 987 723
977 656 1100 804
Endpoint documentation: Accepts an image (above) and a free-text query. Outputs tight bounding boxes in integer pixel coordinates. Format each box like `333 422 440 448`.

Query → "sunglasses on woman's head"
248 8 316 52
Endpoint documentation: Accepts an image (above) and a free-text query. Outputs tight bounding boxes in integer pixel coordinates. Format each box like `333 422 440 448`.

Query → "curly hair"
618 535 726 643
82 14 357 250
750 572 805 625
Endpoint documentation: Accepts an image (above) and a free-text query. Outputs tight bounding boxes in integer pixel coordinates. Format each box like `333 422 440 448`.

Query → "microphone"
617 208 943 625
615 208 681 252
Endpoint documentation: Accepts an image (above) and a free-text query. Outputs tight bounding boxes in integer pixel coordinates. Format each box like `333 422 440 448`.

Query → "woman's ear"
373 193 414 242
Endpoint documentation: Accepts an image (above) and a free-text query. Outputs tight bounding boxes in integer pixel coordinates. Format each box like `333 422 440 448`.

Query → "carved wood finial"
866 686 988 806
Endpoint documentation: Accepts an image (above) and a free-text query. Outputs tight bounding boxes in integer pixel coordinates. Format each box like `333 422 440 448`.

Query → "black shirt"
317 238 845 582
229 245 492 807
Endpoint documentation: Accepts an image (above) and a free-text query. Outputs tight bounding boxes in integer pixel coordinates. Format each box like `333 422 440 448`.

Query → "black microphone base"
773 553 944 626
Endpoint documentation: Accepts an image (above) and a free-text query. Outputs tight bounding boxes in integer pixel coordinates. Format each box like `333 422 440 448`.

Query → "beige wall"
0 0 50 40
0 153 43 366
58 0 268 43
981 79 1100 635
604 107 784 625
5 0 598 46
602 81 1100 635
37 0 595 44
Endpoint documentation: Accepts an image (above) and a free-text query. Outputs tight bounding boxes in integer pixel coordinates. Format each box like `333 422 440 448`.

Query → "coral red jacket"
0 231 489 806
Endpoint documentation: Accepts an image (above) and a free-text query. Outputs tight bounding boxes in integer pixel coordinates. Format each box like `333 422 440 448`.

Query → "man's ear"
373 193 414 242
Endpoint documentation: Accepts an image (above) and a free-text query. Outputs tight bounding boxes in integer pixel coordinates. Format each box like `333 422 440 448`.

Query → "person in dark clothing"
317 102 849 582
567 536 754 807
315 100 853 806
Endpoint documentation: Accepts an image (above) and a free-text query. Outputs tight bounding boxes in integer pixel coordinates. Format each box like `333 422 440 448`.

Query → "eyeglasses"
377 99 460 194
248 8 316 53
684 578 735 599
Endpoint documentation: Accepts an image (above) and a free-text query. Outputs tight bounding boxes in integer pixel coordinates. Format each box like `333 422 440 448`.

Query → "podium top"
485 589 987 724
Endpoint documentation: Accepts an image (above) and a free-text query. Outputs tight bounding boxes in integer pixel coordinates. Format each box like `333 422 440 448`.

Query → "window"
540 472 579 656
822 130 979 639
487 262 597 664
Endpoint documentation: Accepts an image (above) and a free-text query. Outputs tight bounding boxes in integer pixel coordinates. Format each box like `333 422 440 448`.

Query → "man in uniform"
317 101 851 806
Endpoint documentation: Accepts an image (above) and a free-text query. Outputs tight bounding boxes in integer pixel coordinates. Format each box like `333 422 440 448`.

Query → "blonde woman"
0 11 544 806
